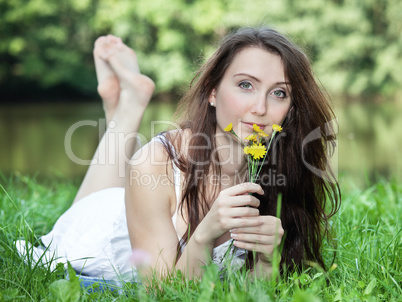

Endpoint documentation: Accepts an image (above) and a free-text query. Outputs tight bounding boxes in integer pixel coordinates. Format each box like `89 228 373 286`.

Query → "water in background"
0 102 175 178
1 101 401 186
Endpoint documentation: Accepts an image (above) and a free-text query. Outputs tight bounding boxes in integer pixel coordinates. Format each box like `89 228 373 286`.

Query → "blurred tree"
0 0 401 101
0 0 100 97
279 0 402 99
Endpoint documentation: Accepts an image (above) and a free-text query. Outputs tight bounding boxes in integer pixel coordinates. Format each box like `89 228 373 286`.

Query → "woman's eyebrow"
234 73 261 83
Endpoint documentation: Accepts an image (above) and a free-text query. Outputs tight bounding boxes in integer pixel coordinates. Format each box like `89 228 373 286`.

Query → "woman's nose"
250 95 267 116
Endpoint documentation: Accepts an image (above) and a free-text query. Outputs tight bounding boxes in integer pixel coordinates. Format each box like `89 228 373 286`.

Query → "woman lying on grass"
17 27 340 282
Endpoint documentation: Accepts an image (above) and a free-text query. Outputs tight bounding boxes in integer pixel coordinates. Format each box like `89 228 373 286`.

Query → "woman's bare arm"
125 140 216 279
126 140 267 280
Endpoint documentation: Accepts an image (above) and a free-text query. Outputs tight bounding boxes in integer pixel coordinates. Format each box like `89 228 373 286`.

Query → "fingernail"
231 229 237 233
231 233 237 238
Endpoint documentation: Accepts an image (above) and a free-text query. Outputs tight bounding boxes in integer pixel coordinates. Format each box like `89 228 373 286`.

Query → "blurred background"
1 0 401 187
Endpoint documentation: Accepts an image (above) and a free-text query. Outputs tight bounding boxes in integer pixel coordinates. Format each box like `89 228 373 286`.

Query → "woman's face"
210 47 292 139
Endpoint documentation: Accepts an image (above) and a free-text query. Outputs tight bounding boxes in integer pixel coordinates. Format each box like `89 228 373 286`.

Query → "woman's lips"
242 122 266 130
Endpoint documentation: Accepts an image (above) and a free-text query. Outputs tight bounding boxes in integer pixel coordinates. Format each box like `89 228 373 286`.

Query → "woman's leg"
73 35 155 203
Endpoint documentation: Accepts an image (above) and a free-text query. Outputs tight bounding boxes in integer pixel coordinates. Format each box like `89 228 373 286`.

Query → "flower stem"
255 130 277 180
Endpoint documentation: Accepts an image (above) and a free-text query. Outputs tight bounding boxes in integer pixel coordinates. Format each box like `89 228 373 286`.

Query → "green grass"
0 173 400 301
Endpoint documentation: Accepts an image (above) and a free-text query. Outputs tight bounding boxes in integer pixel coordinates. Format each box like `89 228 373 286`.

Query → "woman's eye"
272 89 286 98
239 81 253 90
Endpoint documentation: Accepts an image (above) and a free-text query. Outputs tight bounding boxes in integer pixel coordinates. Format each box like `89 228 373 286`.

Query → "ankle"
110 105 146 129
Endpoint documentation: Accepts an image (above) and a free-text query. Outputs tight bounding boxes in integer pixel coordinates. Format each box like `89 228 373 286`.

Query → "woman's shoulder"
154 128 192 157
129 129 184 165
129 129 193 175
130 135 171 170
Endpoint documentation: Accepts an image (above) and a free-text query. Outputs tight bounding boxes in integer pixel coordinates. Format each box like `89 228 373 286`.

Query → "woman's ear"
208 89 216 106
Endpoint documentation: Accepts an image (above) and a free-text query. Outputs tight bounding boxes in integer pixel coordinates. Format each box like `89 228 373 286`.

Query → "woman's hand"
195 182 265 246
231 215 284 261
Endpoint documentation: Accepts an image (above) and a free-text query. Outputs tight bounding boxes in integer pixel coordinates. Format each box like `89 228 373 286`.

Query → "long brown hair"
162 27 340 272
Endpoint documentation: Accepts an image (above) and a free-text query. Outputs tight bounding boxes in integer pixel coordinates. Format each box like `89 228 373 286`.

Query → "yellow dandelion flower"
243 146 250 155
252 124 263 133
247 143 267 160
224 123 233 132
245 134 257 142
257 131 269 137
272 124 283 132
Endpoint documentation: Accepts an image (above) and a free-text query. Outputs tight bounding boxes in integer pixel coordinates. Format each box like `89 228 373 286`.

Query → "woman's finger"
225 206 260 218
232 218 283 235
221 217 263 230
215 194 260 209
230 233 278 245
233 240 274 255
222 182 264 196
226 194 261 208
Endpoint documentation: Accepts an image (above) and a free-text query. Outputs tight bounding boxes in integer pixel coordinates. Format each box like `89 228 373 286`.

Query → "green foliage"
0 0 98 93
196 264 221 301
47 263 81 302
0 0 401 99
0 174 401 300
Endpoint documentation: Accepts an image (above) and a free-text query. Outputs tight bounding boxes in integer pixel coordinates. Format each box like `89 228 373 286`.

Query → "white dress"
15 136 245 282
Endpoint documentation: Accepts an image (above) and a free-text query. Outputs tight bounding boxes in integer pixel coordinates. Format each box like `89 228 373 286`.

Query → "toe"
94 36 107 53
106 35 122 44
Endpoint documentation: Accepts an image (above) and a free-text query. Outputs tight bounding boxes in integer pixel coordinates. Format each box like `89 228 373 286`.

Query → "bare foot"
93 35 121 123
95 35 155 124
106 42 155 111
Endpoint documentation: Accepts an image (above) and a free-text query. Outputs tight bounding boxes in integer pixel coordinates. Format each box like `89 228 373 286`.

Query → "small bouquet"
224 122 282 182
222 122 283 261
